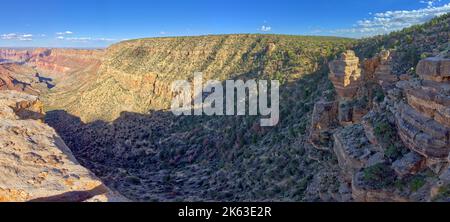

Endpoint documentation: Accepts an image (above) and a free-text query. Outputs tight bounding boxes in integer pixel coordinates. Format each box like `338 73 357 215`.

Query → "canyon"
0 13 449 202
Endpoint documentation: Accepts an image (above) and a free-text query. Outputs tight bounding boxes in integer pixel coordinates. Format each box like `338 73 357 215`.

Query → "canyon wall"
0 48 104 76
52 35 351 122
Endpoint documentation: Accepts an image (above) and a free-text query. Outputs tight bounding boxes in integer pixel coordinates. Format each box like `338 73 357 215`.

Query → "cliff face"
0 90 125 202
0 49 32 62
29 49 104 76
51 35 352 122
0 63 41 95
0 48 104 76
312 51 450 202
395 59 450 164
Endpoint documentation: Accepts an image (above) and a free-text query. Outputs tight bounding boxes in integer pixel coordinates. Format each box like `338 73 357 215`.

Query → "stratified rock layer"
395 58 450 164
416 57 450 82
329 50 362 99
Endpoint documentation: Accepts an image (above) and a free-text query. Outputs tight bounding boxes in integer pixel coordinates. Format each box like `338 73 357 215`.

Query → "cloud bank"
260 25 272 32
1 33 33 41
334 1 450 37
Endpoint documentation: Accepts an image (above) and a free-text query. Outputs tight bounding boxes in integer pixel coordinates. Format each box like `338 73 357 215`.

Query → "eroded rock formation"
394 58 450 170
0 48 103 76
313 51 450 201
329 50 362 100
0 63 40 95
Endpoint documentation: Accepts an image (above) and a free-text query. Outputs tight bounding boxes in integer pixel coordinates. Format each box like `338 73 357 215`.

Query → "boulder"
392 152 426 177
404 81 450 128
416 57 450 82
333 124 376 181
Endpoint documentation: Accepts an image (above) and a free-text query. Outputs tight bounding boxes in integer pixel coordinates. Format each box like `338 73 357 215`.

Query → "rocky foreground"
0 90 126 202
310 50 450 201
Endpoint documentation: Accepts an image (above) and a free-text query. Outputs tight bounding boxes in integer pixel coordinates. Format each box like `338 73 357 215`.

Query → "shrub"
362 164 396 189
409 176 426 192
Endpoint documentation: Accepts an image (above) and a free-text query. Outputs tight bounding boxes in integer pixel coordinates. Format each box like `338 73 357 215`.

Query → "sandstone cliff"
0 90 126 202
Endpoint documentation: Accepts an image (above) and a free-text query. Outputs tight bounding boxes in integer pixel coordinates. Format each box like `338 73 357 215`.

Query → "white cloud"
94 38 116 42
1 33 33 41
59 36 117 43
260 25 272 32
334 1 450 37
421 0 442 7
56 31 74 35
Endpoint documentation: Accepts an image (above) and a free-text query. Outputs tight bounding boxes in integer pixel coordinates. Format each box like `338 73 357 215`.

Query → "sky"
1 0 449 48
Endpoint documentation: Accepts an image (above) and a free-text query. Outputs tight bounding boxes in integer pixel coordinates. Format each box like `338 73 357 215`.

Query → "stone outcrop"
395 58 450 165
392 152 425 177
351 171 409 202
416 57 450 82
0 90 126 202
333 124 379 181
320 50 450 201
329 50 362 100
309 101 338 149
395 102 450 161
372 50 398 84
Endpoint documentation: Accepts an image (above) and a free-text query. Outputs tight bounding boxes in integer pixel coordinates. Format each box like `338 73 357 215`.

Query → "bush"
362 164 396 189
409 176 426 192
374 121 395 143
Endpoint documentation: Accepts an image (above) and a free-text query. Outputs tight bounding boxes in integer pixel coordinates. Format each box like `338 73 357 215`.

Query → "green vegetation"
362 163 396 189
374 121 395 143
354 13 450 75
434 185 450 201
47 34 352 201
373 86 385 103
371 113 408 161
408 176 427 192
44 13 450 201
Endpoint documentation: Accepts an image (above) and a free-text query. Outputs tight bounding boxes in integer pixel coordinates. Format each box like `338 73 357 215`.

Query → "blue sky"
1 0 449 48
